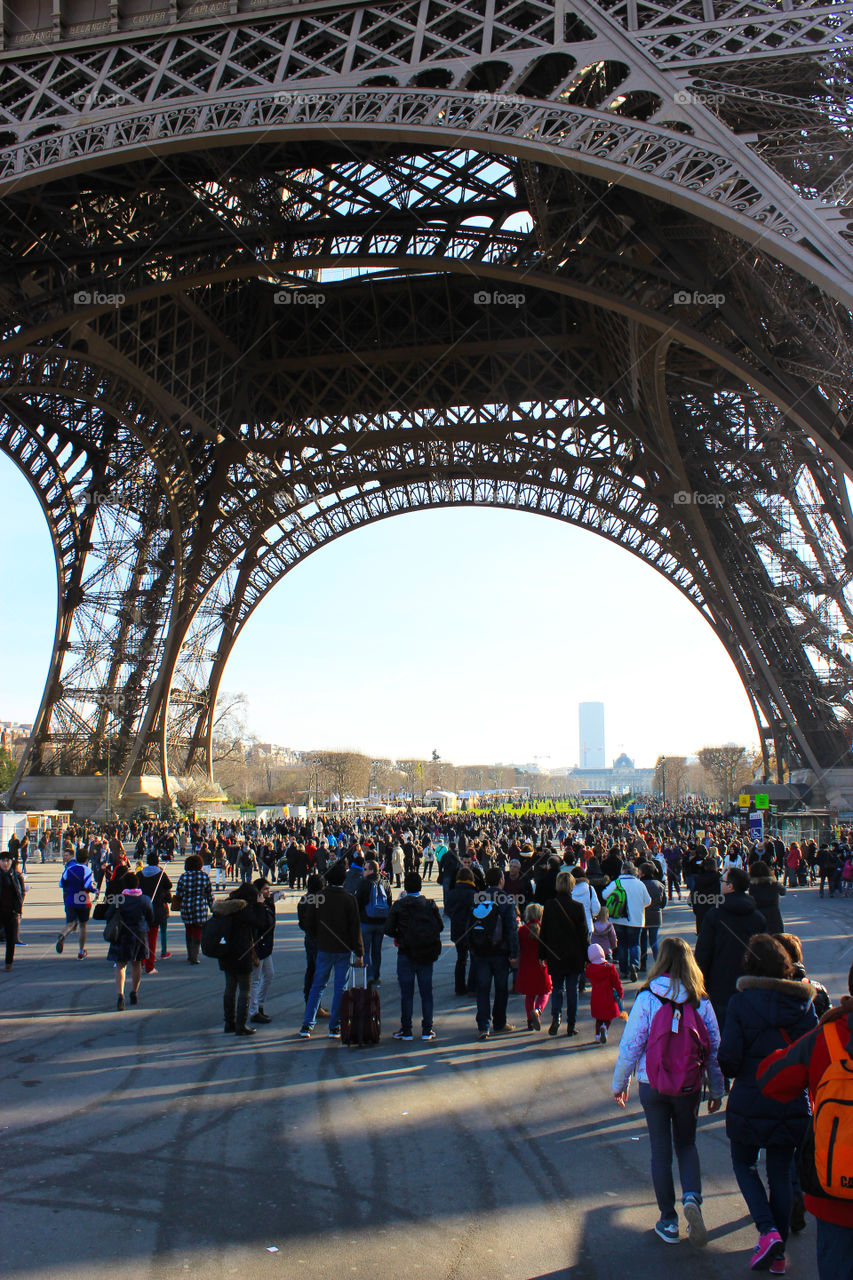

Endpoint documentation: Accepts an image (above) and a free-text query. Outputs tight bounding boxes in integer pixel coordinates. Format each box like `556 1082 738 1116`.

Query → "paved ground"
4 866 851 1280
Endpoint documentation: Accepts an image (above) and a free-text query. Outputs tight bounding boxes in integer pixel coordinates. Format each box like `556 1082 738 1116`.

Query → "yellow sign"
738 794 751 808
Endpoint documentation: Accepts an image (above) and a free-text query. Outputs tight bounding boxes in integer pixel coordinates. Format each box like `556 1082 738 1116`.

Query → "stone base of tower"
8 774 191 819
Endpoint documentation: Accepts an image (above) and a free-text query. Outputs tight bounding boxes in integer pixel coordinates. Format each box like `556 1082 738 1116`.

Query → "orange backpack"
812 1020 853 1198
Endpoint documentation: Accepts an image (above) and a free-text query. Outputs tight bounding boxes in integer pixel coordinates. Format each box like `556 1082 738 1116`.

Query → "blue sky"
0 451 758 767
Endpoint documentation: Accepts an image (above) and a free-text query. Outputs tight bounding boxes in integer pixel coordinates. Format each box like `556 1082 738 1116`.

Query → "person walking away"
355 859 393 984
0 852 25 970
299 874 364 1037
748 862 786 935
213 884 260 1035
104 872 154 1009
602 860 651 982
539 871 589 1037
718 934 817 1273
592 904 618 961
516 902 552 1030
174 853 214 964
758 961 853 1280
297 874 329 1019
690 856 721 936
612 936 724 1246
384 871 444 1041
422 839 435 881
469 867 520 1040
695 866 766 1036
639 861 666 974
139 851 172 970
446 867 477 995
585 943 623 1043
783 843 803 889
56 849 94 958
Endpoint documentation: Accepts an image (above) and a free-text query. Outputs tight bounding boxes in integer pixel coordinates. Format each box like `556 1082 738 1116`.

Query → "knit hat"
587 943 606 964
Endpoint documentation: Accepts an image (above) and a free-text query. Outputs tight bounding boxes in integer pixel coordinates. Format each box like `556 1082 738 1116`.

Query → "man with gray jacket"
603 860 651 982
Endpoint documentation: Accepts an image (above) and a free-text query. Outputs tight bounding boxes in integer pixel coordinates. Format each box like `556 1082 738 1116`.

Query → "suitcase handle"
349 960 368 989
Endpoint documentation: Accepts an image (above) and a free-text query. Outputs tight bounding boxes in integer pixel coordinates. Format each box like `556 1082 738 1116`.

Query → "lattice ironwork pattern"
1 0 852 802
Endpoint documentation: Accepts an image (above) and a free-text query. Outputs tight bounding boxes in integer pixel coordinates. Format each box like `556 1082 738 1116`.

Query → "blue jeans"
615 924 641 975
473 953 510 1032
730 1141 794 1242
548 967 579 1031
361 923 385 981
817 1219 853 1280
303 950 350 1029
638 1083 702 1222
397 952 434 1033
639 926 659 971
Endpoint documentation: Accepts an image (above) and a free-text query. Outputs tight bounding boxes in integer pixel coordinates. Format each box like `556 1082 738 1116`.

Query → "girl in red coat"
584 943 624 1043
517 903 553 1030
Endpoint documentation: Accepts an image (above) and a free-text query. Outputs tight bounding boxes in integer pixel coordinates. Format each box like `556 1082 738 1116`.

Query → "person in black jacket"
539 871 589 1037
748 862 786 935
470 867 520 1040
690 856 722 934
248 878 278 1024
446 868 477 994
0 851 26 971
695 866 766 1034
638 862 666 973
718 934 817 1270
384 872 444 1041
214 884 259 1036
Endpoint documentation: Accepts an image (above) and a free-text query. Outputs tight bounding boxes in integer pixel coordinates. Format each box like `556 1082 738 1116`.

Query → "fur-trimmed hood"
213 898 248 917
736 974 816 1000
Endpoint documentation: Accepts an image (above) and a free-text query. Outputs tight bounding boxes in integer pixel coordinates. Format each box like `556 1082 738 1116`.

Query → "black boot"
548 1015 561 1036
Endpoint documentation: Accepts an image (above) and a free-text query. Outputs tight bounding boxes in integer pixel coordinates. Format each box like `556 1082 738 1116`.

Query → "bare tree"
314 750 371 808
654 755 688 802
397 759 427 802
698 745 749 805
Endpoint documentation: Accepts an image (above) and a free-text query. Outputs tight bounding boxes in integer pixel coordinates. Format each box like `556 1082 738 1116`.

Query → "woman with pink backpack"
612 935 724 1247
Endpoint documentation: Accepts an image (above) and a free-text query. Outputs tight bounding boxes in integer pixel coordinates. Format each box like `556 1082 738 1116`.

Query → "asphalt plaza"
3 866 849 1280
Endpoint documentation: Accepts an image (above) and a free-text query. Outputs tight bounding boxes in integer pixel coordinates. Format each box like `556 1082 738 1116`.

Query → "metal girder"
0 0 852 803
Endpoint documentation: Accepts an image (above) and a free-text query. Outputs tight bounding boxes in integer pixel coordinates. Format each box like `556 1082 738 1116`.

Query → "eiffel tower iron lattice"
2 0 853 811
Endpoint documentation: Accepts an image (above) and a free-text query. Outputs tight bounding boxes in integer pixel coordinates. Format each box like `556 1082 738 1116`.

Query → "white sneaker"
683 1198 707 1248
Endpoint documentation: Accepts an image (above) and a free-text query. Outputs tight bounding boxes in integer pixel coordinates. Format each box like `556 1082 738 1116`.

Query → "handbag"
92 901 109 921
171 894 182 913
103 912 122 943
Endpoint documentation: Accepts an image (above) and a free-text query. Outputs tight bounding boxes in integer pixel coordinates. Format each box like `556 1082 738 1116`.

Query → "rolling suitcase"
340 965 381 1046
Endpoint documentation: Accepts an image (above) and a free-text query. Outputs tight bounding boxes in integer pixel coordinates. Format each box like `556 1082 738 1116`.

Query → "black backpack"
469 897 504 956
399 899 442 964
201 913 233 959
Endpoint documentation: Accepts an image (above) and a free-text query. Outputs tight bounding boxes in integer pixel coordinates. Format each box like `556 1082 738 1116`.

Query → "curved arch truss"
2 0 853 805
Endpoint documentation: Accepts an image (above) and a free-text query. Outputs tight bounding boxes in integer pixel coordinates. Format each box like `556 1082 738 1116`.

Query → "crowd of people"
2 799 852 1275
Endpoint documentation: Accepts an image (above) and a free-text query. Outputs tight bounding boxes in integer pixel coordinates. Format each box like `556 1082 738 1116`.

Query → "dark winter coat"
695 892 767 1027
446 881 477 944
0 867 25 914
249 897 276 960
748 877 786 934
301 884 364 957
539 892 588 974
691 867 722 930
718 974 817 1148
641 878 666 927
213 897 258 975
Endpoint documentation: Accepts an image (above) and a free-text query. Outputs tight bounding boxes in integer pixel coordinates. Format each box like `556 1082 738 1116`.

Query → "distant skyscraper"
579 702 605 768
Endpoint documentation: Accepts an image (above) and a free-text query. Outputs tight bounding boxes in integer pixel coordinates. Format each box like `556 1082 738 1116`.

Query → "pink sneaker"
751 1232 784 1270
769 1258 786 1276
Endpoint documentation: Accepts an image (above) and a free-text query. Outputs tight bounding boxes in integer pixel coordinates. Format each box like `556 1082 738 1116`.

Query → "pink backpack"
645 993 710 1095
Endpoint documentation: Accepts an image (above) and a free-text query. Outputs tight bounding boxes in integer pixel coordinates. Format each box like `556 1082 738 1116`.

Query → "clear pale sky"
0 452 758 768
